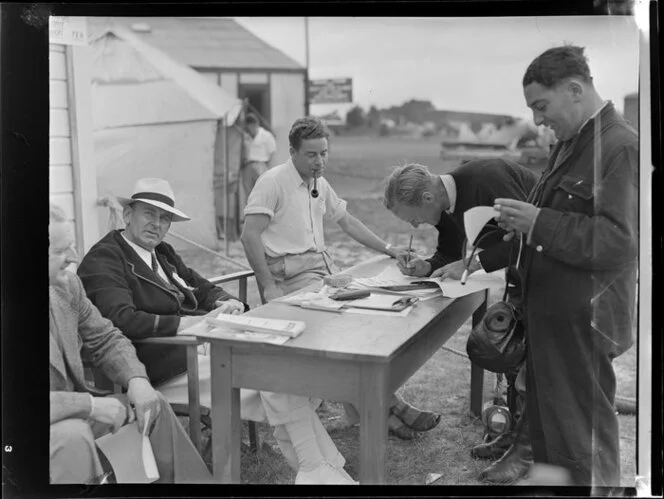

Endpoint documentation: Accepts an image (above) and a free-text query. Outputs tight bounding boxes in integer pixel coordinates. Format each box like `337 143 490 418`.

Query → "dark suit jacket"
426 158 539 274
77 230 247 384
523 102 637 358
50 271 148 424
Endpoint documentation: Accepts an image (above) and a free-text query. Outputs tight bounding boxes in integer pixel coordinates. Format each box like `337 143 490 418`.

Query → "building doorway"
238 83 270 125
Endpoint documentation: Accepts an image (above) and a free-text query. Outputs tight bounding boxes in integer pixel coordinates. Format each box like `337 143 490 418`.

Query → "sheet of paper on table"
196 326 290 345
276 291 346 312
351 263 504 298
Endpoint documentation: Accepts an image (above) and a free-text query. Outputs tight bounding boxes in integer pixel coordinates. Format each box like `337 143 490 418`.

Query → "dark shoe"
478 441 533 484
471 431 516 460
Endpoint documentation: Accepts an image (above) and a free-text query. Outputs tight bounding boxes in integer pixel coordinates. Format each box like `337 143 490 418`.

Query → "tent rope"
97 196 250 271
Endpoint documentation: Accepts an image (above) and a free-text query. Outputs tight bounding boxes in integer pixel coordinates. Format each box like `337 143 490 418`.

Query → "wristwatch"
385 243 393 252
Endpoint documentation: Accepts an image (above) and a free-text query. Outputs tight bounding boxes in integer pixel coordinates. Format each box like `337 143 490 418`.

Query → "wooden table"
198 255 488 484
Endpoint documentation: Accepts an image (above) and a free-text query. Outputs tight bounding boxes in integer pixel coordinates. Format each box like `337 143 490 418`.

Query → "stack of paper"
205 314 306 338
202 327 290 345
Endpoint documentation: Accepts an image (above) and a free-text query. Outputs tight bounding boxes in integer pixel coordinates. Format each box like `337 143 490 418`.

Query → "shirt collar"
575 100 609 137
121 231 154 262
440 174 457 213
285 158 308 188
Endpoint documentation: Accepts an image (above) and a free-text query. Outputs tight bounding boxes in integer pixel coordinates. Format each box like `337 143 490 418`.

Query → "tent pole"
223 116 230 255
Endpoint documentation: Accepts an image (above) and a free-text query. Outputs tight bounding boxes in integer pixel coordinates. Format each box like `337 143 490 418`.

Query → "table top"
194 255 483 363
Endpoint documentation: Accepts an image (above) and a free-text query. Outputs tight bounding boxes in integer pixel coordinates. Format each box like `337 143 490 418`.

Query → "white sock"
284 417 325 473
310 412 345 469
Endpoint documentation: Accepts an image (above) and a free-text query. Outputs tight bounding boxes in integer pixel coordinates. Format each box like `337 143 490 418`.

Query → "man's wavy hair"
383 163 433 210
522 44 593 89
289 117 330 150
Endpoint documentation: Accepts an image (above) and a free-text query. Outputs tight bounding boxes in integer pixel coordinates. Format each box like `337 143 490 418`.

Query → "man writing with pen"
241 116 443 458
383 158 538 483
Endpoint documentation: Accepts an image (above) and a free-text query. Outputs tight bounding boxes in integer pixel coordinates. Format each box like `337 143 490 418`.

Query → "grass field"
177 134 637 486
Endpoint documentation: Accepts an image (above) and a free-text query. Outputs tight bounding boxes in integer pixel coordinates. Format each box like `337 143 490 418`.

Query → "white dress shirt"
121 232 191 289
246 127 277 163
440 174 457 213
243 158 348 258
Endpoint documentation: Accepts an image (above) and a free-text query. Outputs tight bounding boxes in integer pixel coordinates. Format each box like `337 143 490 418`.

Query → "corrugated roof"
87 17 304 71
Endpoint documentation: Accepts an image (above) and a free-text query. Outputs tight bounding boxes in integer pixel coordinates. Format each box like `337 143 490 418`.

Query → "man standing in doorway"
241 113 277 200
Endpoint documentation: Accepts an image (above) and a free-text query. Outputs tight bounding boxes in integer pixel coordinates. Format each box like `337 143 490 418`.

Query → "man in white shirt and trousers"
241 113 277 202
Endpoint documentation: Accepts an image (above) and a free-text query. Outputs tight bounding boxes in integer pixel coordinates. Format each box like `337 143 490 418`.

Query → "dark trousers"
525 314 621 487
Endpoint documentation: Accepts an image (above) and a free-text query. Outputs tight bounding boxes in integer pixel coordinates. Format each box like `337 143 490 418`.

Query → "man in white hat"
78 178 247 386
49 202 213 484
79 178 357 485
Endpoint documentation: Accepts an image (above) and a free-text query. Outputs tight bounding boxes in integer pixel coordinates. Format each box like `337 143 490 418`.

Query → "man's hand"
430 259 466 280
430 256 482 280
494 198 539 239
263 285 284 302
90 396 132 434
126 377 161 434
397 256 432 277
177 315 202 333
390 247 414 263
214 298 245 315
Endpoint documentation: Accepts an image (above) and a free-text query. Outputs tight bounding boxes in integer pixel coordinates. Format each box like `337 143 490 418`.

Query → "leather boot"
470 430 516 460
478 412 532 484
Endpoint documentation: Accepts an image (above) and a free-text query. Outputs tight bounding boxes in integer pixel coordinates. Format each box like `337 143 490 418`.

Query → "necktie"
151 253 160 275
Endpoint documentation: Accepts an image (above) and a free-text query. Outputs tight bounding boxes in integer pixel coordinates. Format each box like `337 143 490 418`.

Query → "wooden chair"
135 270 262 455
85 270 262 455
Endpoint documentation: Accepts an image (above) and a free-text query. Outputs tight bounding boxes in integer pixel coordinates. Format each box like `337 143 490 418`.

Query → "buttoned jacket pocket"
552 174 594 214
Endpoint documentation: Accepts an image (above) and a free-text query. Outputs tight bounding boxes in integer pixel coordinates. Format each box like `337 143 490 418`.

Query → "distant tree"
346 105 366 127
367 105 380 128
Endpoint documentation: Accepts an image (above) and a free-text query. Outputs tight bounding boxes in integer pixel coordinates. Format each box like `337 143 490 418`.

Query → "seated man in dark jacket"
77 178 247 386
79 178 356 484
49 202 212 484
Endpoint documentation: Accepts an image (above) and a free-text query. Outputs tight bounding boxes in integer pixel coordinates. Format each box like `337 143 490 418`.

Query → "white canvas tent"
90 26 243 250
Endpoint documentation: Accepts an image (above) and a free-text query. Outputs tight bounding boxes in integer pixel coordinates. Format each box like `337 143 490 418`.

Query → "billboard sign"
309 78 353 104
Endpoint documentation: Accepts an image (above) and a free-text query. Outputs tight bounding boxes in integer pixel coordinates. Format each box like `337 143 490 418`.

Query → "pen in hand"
406 234 413 268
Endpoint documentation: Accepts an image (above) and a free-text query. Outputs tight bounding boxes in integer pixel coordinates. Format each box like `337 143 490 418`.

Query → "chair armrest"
134 336 202 346
208 270 255 285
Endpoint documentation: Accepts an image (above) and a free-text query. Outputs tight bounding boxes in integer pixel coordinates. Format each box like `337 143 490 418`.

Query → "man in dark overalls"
494 45 638 489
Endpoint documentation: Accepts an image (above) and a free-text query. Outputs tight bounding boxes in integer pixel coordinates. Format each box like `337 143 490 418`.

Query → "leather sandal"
391 400 441 432
388 414 419 440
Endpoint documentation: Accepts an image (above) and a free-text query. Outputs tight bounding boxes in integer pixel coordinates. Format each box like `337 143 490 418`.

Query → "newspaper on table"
350 263 504 299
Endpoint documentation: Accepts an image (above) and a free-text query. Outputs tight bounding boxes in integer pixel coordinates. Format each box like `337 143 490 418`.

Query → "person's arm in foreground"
241 214 284 302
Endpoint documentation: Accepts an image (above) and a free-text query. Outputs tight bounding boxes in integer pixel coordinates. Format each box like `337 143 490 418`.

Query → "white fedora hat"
117 178 190 222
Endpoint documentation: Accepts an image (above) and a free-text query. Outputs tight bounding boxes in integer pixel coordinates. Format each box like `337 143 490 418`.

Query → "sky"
233 16 640 119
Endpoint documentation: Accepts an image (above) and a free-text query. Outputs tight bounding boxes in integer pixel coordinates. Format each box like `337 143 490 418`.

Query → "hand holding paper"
127 377 161 433
141 409 160 482
464 206 499 246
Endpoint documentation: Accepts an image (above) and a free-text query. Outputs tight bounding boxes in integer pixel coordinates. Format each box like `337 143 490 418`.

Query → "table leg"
359 364 388 484
470 289 488 417
210 343 241 483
